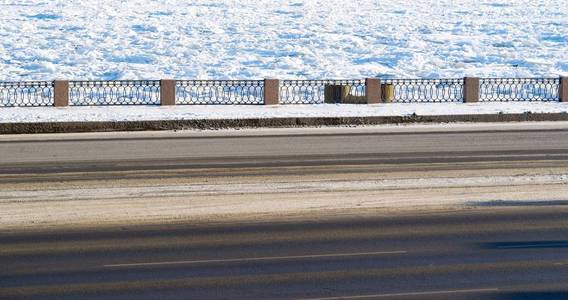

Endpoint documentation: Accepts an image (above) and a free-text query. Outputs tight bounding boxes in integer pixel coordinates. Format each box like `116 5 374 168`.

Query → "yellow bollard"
381 84 395 103
325 85 366 104
324 85 348 103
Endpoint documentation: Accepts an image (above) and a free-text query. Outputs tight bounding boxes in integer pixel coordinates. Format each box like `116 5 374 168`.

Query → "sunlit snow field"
0 0 566 80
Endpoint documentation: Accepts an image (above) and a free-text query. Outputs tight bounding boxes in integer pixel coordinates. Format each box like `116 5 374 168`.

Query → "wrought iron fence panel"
480 78 560 102
176 80 264 105
0 81 54 107
69 80 160 106
280 80 366 104
381 79 464 103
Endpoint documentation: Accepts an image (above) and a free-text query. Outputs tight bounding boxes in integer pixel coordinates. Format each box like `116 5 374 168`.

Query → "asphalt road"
2 123 568 178
1 207 568 299
2 123 568 299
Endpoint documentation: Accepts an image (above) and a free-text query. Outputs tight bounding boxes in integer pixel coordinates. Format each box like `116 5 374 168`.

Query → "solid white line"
299 288 500 300
103 250 407 268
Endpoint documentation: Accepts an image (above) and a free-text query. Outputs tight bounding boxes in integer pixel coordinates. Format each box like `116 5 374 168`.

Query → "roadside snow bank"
1 102 567 123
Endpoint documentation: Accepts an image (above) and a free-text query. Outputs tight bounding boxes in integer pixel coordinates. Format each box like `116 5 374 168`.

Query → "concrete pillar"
463 77 480 103
53 80 69 107
264 79 280 105
160 79 176 106
365 78 381 104
560 77 568 103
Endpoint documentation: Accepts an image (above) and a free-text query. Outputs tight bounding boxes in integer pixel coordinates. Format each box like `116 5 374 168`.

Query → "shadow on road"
480 240 568 250
467 200 568 207
480 291 568 300
392 291 568 299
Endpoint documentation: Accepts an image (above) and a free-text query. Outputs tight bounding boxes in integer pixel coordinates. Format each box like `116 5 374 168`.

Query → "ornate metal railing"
0 81 54 107
69 80 161 106
479 78 560 102
381 79 464 102
176 80 264 105
280 80 366 104
0 77 564 107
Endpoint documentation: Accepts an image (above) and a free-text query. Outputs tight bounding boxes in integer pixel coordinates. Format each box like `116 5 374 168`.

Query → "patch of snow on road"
3 174 568 202
0 0 566 81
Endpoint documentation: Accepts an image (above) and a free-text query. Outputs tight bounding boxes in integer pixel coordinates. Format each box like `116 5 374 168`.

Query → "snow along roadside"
2 173 568 231
2 174 568 203
1 102 568 123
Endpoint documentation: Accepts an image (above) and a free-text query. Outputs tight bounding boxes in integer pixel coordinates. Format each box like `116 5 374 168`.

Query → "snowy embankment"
1 102 567 123
0 0 566 81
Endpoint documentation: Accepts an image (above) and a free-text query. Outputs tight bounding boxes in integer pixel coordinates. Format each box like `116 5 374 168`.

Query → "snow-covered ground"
1 102 567 123
0 0 566 81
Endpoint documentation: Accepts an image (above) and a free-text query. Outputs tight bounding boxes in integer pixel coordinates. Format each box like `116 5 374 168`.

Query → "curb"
2 112 568 134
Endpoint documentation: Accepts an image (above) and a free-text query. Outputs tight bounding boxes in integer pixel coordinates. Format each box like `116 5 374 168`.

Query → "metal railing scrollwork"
176 80 264 105
380 79 464 103
479 78 560 102
69 80 161 106
0 81 54 107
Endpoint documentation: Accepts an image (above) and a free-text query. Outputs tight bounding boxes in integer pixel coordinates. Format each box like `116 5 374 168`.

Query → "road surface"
1 208 568 299
2 122 568 176
1 122 568 299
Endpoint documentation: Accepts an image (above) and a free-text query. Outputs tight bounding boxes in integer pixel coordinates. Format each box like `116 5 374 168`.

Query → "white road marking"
299 288 500 300
103 250 407 268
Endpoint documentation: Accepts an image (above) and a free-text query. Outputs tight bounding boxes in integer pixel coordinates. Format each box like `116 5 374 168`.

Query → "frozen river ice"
0 0 566 81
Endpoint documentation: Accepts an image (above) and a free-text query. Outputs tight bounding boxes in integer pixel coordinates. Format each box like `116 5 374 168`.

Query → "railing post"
365 78 381 104
160 79 176 106
264 79 279 105
160 79 176 105
560 77 568 103
53 80 69 107
463 77 480 103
